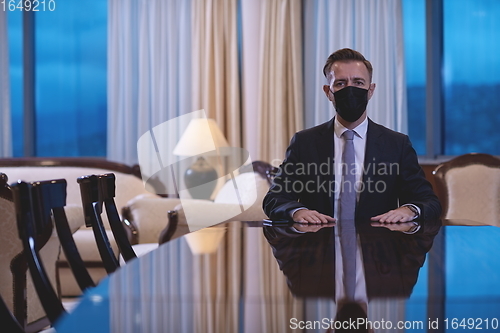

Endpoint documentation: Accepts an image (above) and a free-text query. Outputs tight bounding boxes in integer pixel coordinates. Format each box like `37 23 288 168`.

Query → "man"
263 48 441 224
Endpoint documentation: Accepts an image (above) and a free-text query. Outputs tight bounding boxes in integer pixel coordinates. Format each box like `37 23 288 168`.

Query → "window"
403 0 500 157
403 0 426 156
8 0 107 157
443 0 500 155
8 10 23 156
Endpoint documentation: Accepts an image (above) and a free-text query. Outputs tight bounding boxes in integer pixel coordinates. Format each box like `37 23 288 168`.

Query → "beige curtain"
192 0 241 148
257 0 303 163
192 222 242 333
109 240 195 333
243 226 303 333
107 0 192 165
189 3 261 331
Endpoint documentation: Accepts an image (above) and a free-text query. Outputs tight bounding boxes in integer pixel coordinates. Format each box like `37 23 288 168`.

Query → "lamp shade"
173 118 230 157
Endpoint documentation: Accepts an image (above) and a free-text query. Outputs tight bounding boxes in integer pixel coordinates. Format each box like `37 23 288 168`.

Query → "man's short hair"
323 48 373 82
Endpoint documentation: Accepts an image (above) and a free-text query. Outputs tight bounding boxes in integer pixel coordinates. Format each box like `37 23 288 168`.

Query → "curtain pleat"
190 6 244 329
192 0 241 148
0 10 12 157
192 222 241 333
107 0 191 165
257 0 303 163
242 227 303 333
303 0 407 134
110 240 194 332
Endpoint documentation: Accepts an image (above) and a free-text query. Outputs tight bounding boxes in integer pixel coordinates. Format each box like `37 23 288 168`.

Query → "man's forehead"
330 60 370 78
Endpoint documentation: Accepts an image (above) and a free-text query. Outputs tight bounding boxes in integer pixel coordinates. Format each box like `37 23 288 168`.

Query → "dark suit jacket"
263 118 441 221
263 219 441 299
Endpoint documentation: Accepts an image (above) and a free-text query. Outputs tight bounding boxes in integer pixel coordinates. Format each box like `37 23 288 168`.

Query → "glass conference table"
55 219 500 333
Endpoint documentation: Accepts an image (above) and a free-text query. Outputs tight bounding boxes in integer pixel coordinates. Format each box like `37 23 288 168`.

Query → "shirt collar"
333 116 368 139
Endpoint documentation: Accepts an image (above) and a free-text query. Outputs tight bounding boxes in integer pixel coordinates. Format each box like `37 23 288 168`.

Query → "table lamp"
172 118 230 199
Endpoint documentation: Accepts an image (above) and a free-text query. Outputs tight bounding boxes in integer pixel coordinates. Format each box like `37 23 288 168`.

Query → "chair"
240 160 278 186
78 173 137 273
12 178 96 326
31 179 96 293
12 180 65 324
159 161 277 244
433 153 500 226
158 210 179 245
0 294 24 333
0 157 157 297
0 174 25 333
2 173 65 332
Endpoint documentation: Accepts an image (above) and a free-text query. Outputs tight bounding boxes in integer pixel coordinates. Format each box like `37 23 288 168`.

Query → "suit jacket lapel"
315 118 335 216
358 119 384 213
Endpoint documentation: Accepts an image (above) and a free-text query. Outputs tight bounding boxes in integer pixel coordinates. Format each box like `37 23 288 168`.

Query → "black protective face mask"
332 86 369 122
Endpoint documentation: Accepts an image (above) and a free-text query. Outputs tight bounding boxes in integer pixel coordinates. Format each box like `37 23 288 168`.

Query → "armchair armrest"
122 195 181 244
121 206 140 245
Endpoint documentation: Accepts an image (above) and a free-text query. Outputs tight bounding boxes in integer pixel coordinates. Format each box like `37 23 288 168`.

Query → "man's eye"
335 82 344 86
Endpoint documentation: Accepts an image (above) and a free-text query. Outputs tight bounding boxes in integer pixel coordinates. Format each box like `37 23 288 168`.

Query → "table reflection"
264 219 441 299
55 219 500 333
263 219 441 332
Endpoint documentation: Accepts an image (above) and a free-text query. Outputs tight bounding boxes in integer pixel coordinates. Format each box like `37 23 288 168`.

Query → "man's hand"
371 221 417 232
370 206 416 223
293 222 336 233
292 209 336 224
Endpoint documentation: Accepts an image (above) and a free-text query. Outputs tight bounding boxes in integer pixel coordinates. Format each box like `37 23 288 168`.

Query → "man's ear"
323 85 333 101
368 83 376 100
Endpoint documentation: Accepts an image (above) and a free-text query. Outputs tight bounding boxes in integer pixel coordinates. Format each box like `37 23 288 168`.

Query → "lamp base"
184 157 218 199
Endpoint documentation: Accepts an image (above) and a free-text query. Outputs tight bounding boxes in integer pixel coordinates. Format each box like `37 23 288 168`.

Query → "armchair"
433 153 500 226
162 161 277 239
